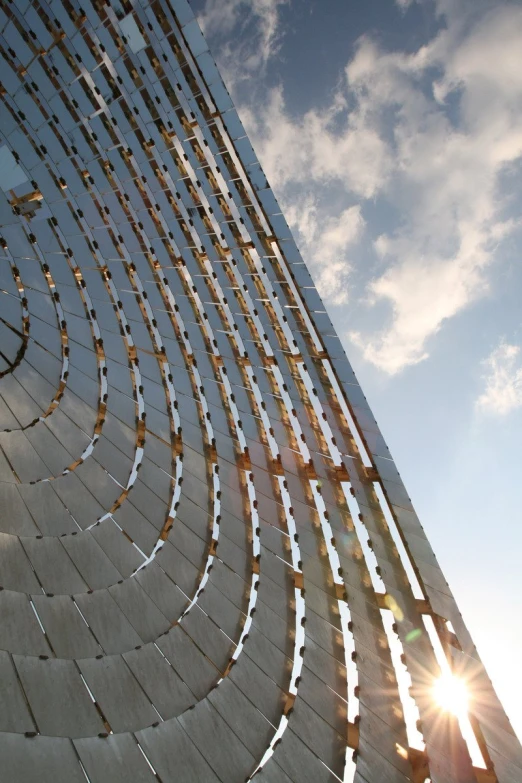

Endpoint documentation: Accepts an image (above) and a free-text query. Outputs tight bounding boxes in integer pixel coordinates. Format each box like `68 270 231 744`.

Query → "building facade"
0 1 520 781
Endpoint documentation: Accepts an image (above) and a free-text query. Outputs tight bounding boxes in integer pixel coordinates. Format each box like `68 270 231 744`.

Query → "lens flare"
405 628 422 643
433 674 469 717
384 594 404 622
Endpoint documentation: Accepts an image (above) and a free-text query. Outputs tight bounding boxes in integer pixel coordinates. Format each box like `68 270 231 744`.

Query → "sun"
433 673 469 717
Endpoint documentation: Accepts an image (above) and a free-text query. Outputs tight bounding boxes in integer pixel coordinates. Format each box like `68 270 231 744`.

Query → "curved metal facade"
0 1 520 781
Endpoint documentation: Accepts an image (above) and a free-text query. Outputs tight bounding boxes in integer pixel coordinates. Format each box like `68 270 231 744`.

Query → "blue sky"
191 0 522 736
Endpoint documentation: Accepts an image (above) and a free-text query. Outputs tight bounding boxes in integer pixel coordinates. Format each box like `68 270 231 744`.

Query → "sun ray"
433 673 469 719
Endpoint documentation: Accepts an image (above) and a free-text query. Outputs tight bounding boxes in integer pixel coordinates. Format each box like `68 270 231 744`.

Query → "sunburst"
433 673 469 719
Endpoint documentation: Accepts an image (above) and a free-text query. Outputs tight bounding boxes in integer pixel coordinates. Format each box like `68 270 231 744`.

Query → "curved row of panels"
0 1 520 782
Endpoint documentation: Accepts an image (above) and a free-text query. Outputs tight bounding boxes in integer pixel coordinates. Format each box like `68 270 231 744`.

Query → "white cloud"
197 0 288 84
346 7 522 373
234 2 522 374
476 342 522 415
285 197 364 305
241 84 391 200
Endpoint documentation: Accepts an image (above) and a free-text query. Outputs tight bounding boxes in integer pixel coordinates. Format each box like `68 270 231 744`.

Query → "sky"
191 0 522 739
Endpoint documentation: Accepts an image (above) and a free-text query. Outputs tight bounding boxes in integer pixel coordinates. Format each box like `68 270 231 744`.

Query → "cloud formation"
197 0 288 85
284 198 365 304
240 85 390 200
349 5 522 373
230 1 522 374
476 342 522 415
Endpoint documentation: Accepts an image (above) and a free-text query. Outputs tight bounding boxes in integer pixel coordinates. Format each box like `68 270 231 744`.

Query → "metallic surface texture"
0 1 520 781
